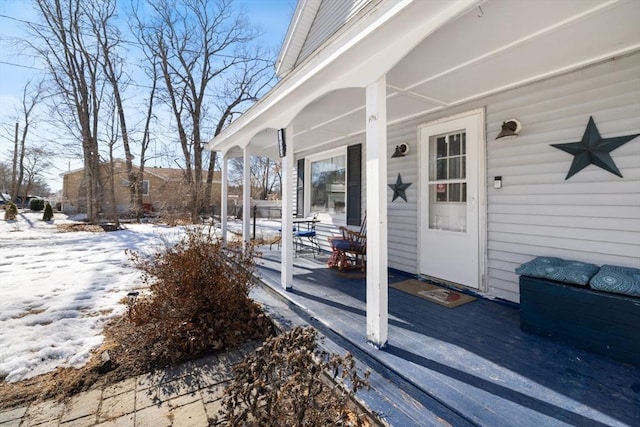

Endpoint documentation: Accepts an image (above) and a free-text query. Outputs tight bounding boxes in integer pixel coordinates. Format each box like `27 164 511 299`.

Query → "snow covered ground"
0 211 281 383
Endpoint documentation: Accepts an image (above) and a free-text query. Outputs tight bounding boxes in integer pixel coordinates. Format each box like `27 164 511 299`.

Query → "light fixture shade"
496 119 521 140
391 143 409 158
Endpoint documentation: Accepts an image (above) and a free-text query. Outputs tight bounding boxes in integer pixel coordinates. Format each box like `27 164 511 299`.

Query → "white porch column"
365 76 389 348
242 144 251 246
221 153 228 244
281 126 294 290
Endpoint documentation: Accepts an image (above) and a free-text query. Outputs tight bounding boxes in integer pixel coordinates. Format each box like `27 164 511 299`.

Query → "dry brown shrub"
126 228 273 367
56 223 104 232
217 326 371 427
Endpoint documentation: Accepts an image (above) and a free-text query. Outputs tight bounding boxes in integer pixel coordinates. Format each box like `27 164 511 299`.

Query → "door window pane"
428 184 467 232
427 130 468 233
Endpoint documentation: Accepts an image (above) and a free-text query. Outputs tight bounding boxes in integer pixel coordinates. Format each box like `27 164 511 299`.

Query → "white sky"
0 210 281 383
0 0 296 193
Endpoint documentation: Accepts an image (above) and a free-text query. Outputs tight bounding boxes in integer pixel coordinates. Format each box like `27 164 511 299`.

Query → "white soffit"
390 0 640 105
210 0 640 155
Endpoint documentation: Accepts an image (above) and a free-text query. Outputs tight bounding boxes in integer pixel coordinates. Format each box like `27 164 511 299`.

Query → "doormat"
390 279 476 308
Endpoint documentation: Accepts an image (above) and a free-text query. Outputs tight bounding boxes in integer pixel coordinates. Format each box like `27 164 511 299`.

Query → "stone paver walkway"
0 343 258 427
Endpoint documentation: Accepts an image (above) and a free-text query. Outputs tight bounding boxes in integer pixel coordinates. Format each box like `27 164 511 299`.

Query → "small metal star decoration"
551 116 638 180
388 173 411 202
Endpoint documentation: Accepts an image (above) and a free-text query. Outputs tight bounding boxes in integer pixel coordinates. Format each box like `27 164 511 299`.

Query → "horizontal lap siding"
295 53 639 304
387 123 419 273
485 53 640 302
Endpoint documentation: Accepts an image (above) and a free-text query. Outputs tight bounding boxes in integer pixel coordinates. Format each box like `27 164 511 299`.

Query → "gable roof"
276 0 321 78
276 0 376 78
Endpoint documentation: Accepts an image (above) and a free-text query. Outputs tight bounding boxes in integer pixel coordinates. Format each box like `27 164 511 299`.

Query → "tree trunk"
10 122 18 201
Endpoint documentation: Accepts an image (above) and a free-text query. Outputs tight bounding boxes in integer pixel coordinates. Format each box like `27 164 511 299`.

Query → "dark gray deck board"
254 250 640 427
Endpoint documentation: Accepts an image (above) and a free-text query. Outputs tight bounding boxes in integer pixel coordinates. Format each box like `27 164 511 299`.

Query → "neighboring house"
61 160 222 215
207 0 640 347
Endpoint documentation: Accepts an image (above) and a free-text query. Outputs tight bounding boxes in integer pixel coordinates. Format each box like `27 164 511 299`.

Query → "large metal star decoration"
388 173 411 202
551 116 638 180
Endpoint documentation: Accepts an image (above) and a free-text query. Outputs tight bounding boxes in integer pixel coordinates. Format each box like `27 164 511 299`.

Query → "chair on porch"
327 213 367 272
294 212 320 257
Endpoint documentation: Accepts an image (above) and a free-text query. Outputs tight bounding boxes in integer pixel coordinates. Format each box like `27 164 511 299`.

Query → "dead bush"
217 326 371 427
126 227 273 366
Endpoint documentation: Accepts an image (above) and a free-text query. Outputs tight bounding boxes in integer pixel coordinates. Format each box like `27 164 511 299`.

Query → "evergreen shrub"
30 198 45 211
43 202 54 221
4 202 18 220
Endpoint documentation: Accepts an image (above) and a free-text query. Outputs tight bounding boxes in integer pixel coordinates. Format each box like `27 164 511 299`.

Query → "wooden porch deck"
253 248 640 427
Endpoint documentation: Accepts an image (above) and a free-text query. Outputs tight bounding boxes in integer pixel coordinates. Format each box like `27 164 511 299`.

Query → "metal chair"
294 213 320 256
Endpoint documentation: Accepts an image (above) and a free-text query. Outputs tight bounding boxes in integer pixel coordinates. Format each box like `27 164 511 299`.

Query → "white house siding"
296 0 372 68
484 53 640 302
386 124 419 273
384 52 640 303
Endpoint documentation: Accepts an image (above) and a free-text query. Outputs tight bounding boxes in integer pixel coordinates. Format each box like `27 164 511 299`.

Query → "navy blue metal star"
551 116 638 179
388 173 411 202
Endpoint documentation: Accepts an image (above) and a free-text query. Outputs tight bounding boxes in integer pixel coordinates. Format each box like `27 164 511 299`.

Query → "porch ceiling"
208 0 640 158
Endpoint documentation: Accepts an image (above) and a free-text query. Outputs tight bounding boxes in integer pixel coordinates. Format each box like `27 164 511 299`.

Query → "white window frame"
142 180 150 196
305 147 347 222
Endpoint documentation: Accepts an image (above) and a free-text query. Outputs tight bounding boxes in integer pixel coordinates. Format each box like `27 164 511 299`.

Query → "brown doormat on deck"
390 279 476 308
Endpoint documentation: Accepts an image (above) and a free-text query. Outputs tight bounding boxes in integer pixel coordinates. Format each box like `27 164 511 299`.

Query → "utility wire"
0 60 43 71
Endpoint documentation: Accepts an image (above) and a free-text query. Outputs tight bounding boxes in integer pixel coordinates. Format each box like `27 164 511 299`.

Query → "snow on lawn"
0 212 188 383
0 211 282 384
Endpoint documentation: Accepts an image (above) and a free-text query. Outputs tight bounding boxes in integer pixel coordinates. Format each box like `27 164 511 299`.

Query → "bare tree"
134 59 159 216
0 162 11 195
30 0 105 223
21 146 55 202
87 0 137 214
102 95 121 227
9 81 44 203
228 155 281 200
134 0 273 222
204 50 276 211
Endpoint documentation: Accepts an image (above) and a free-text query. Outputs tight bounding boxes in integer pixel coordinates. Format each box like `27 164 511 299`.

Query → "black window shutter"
346 144 362 226
296 158 304 217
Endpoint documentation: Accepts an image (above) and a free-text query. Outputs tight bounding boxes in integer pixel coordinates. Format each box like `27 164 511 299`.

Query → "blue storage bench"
517 258 640 367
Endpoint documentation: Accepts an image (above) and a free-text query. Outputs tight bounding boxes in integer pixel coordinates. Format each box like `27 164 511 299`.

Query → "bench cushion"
332 239 363 252
296 230 316 238
590 265 640 297
515 256 599 286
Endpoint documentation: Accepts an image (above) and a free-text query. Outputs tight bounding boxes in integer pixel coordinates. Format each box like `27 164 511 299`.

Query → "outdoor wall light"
391 142 409 158
495 119 521 140
277 128 286 157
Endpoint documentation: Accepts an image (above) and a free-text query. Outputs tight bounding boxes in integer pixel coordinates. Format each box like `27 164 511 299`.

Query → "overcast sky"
0 0 296 193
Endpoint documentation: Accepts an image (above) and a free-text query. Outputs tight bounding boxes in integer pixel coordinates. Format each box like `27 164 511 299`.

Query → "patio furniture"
327 214 366 272
270 214 320 256
294 213 320 256
517 257 640 366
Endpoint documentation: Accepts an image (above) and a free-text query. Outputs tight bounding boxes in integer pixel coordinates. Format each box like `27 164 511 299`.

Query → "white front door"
418 110 484 289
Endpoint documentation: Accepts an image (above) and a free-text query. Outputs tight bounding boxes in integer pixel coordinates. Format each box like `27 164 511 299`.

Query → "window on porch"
298 144 362 226
310 151 346 215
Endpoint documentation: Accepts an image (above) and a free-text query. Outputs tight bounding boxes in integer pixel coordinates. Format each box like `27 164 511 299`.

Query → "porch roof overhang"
207 0 640 158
